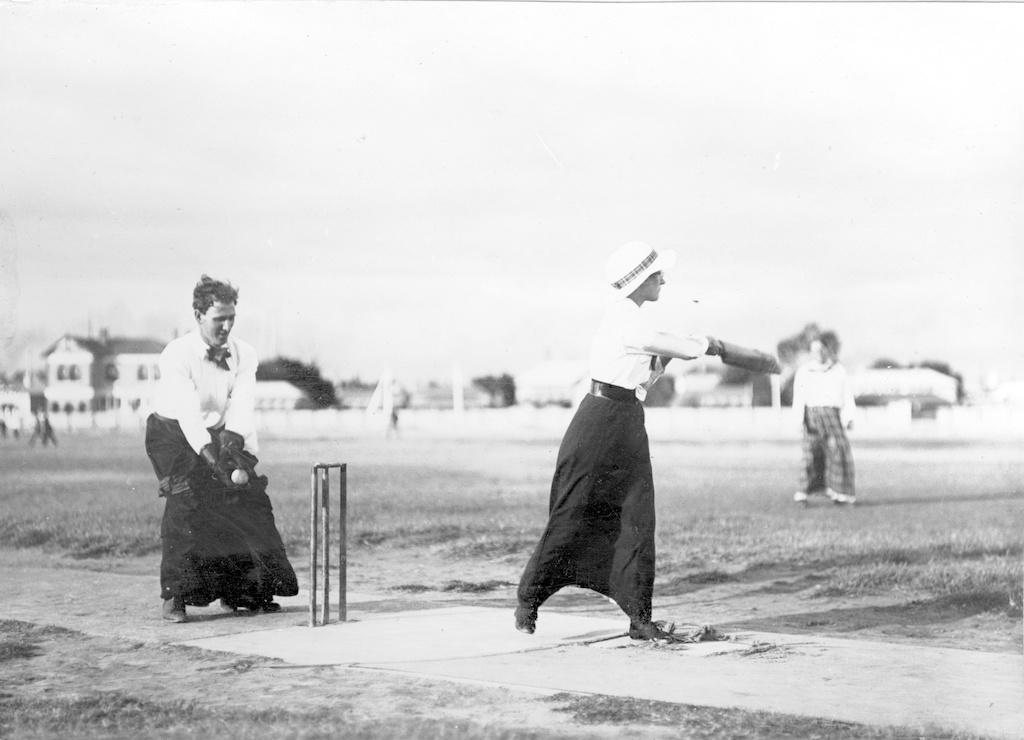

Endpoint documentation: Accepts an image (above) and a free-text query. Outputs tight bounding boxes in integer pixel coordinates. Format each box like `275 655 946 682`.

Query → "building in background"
41 331 165 415
515 361 589 408
850 367 959 418
254 380 313 411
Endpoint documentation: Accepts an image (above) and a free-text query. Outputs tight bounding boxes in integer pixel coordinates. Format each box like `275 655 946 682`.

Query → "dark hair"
192 275 239 314
819 330 841 358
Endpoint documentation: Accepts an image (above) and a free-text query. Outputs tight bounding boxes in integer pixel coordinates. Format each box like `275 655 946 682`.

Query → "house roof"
42 334 166 357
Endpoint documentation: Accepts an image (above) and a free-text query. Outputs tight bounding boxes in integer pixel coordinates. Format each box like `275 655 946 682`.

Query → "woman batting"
515 240 756 640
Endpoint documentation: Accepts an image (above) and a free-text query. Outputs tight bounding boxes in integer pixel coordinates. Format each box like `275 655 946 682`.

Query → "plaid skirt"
801 406 855 497
517 392 655 623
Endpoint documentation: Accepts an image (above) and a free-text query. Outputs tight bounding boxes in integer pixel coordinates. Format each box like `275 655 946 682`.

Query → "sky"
1 1 1022 388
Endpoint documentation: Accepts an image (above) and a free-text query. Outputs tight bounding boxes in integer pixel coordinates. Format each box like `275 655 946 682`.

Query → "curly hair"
819 330 841 358
192 275 239 314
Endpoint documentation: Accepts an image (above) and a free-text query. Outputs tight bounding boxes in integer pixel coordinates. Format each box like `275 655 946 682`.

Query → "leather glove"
220 447 256 480
200 443 236 487
217 428 245 453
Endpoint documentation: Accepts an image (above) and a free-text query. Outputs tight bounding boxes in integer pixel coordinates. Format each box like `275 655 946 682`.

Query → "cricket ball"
231 469 249 486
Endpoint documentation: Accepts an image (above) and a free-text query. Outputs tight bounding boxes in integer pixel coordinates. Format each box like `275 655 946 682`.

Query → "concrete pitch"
177 606 639 665
180 605 1024 739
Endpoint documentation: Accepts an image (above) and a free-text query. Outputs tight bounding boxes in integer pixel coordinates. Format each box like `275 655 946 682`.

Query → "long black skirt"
517 393 655 623
145 414 299 605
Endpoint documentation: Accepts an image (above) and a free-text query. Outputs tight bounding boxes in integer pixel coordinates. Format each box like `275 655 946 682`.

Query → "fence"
28 403 1024 442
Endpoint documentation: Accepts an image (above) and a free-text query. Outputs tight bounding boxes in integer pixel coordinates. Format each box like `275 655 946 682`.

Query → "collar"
190 331 234 368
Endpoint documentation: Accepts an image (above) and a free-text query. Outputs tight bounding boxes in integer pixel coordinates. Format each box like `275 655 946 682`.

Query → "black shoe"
514 604 537 634
162 597 187 623
259 601 282 613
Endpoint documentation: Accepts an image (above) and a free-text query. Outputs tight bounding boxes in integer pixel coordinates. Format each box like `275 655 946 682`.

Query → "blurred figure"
28 412 57 447
387 406 400 439
791 332 856 505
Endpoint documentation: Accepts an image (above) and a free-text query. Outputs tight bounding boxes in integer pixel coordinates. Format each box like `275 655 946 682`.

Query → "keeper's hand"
200 443 236 487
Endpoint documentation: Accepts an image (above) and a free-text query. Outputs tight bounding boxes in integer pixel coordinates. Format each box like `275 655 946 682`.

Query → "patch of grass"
813 557 1021 613
442 579 514 593
0 620 77 664
548 693 991 739
0 692 552 740
443 534 536 559
0 641 42 662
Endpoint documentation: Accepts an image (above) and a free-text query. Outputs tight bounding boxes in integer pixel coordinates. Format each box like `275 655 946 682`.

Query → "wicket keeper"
146 275 298 622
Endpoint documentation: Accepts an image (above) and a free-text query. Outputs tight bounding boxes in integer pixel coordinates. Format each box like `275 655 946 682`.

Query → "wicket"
309 462 347 627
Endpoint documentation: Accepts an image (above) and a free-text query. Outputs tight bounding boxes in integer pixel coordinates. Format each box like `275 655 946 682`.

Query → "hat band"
611 249 658 290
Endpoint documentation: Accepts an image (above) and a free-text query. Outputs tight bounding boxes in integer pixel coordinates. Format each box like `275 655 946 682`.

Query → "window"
51 402 60 413
78 402 87 413
106 363 119 381
137 365 148 381
152 366 161 381
57 365 67 380
69 365 81 381
63 403 73 414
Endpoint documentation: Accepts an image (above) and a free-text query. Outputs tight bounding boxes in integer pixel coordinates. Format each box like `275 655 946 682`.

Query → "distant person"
41 413 57 446
387 406 400 439
791 332 856 505
0 418 7 439
516 241 739 640
28 412 57 447
146 275 298 623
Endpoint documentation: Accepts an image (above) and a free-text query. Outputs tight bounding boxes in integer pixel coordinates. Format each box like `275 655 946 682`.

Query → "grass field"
2 431 1021 628
1 430 1022 738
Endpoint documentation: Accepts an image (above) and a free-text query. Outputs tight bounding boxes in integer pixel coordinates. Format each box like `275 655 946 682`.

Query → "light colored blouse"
792 360 856 426
590 298 708 401
152 331 259 454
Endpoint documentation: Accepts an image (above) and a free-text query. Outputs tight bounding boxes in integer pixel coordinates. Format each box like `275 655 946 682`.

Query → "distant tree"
256 356 338 409
776 323 823 369
471 374 517 407
871 358 902 369
912 360 965 403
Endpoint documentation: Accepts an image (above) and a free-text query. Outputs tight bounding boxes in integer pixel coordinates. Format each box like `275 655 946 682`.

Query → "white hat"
604 241 677 294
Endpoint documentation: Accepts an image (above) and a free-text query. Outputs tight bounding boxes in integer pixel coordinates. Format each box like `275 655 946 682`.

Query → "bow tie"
205 346 231 371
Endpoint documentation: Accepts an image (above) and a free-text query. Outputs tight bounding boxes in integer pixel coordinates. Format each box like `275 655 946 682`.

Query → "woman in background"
791 331 856 505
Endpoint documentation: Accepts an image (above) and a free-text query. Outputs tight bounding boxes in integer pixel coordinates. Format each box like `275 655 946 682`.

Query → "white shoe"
793 491 808 503
826 489 855 505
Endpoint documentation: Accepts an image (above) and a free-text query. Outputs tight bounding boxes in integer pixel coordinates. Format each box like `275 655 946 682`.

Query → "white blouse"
152 331 259 454
792 360 856 426
590 298 708 401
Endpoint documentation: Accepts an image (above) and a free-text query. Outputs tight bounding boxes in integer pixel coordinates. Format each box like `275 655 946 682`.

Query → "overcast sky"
1 1 1021 386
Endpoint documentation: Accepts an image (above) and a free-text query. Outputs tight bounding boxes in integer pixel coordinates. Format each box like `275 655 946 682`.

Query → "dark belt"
590 380 638 404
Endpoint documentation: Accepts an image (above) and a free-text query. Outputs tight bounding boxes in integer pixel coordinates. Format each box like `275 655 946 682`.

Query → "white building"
515 361 589 408
254 380 310 411
850 367 959 406
42 332 166 415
